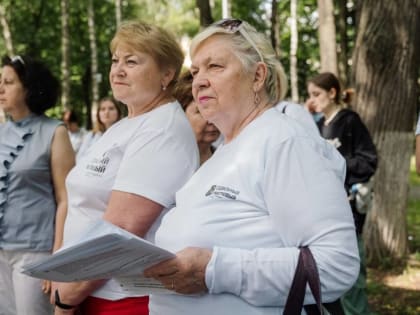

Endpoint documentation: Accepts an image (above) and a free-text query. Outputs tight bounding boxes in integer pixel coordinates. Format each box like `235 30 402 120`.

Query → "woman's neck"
222 101 272 144
198 142 213 165
323 103 343 125
323 103 340 119
127 92 173 118
8 106 32 122
104 122 113 130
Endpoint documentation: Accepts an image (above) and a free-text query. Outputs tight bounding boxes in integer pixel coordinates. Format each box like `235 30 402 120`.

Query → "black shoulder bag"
283 247 345 315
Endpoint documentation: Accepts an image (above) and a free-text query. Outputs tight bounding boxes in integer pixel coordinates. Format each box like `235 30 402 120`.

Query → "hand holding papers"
22 219 174 285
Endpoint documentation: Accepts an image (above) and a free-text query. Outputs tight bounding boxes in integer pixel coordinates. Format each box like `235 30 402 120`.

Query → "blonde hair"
190 19 288 104
110 21 184 92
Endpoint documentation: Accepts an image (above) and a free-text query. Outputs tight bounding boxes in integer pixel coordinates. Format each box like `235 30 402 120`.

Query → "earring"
254 91 261 106
162 85 167 91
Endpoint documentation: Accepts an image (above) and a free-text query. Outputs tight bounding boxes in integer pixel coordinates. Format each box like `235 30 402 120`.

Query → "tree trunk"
352 0 420 265
115 0 122 27
221 0 231 19
0 3 14 56
335 0 349 87
317 0 338 74
60 0 71 109
290 0 299 102
270 0 281 58
196 0 213 27
88 0 99 130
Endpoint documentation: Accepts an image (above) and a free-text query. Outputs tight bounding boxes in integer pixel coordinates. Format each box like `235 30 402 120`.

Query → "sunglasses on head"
215 18 243 32
11 55 25 67
214 18 264 62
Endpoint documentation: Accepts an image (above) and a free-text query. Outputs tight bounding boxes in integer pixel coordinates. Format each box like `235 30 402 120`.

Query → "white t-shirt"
63 101 199 300
277 101 346 183
276 100 320 135
150 108 359 315
76 131 102 162
68 128 86 153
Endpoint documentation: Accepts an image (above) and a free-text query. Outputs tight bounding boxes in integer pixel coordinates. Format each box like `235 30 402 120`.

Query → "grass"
367 159 420 315
407 199 420 254
407 156 420 255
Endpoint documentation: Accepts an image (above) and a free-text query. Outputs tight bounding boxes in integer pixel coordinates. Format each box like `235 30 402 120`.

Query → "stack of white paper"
22 220 175 285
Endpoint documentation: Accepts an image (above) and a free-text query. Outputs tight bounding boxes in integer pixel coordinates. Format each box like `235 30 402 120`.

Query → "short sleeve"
113 129 198 207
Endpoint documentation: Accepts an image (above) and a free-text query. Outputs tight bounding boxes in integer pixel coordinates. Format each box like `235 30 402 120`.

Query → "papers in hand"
22 219 175 283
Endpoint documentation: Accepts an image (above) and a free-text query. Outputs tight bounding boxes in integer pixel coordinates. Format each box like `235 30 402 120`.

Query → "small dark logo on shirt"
85 153 110 176
205 185 239 200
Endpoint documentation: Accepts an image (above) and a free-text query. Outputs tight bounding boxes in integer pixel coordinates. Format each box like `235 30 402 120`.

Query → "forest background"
0 0 419 313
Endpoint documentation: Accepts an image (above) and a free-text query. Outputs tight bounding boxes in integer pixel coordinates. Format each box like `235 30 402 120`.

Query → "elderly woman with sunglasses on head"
53 21 199 315
144 19 359 315
0 55 75 315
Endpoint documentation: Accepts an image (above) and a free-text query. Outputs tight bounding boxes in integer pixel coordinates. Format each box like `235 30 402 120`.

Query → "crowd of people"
0 17 382 315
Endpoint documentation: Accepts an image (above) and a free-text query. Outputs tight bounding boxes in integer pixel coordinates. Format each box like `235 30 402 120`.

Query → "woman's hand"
304 99 316 113
144 247 212 295
42 279 51 295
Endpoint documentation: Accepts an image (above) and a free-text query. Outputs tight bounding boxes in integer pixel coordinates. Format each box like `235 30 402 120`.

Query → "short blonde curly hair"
110 21 184 93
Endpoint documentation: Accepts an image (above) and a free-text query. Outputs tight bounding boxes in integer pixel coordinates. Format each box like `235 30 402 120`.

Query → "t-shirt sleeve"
113 129 197 208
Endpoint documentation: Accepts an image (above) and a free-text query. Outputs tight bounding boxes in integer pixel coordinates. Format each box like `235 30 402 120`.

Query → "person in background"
0 55 75 315
62 109 86 153
304 96 324 123
143 18 359 315
53 21 199 315
415 114 420 174
76 96 124 161
306 72 377 315
174 71 220 165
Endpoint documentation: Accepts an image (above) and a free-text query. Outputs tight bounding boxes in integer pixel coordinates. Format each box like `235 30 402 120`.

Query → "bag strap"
302 247 323 313
283 247 307 314
283 247 345 315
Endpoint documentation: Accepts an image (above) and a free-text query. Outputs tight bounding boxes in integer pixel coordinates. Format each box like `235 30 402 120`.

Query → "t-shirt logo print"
205 185 239 200
85 152 110 176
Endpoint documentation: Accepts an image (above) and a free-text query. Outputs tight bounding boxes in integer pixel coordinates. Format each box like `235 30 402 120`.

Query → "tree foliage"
0 0 327 110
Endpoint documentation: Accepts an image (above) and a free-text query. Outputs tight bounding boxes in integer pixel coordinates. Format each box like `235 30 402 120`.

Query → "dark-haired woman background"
0 55 75 315
307 71 377 315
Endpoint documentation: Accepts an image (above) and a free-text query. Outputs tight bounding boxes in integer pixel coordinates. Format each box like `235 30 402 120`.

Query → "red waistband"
79 296 149 315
